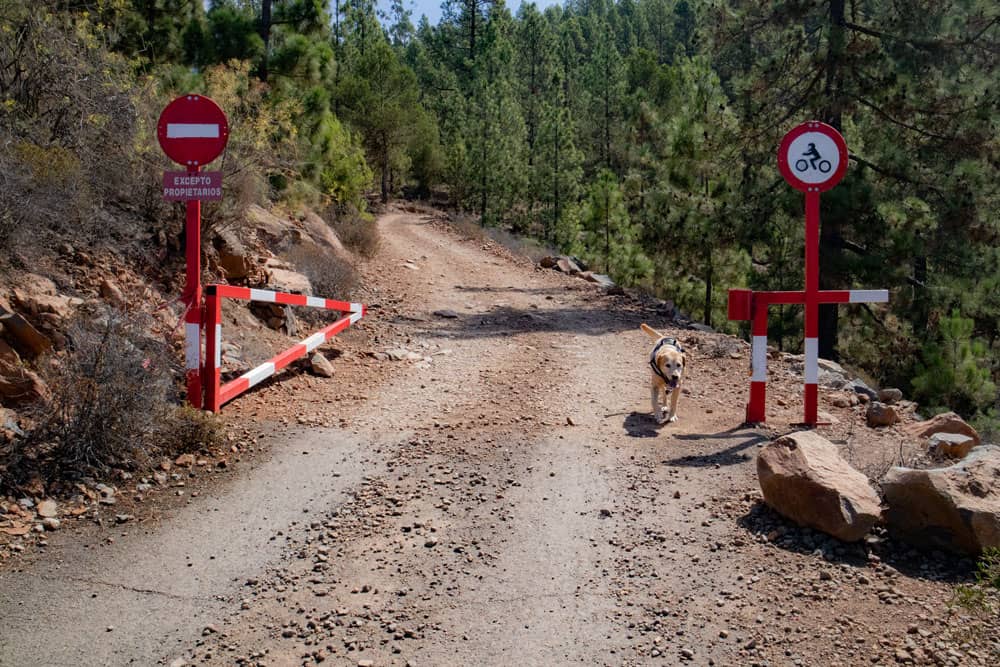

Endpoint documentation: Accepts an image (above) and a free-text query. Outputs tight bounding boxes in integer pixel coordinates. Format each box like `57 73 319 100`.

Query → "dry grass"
329 205 381 258
1 308 221 489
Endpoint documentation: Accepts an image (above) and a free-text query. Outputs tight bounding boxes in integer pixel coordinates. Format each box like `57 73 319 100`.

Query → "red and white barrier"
732 288 888 424
202 284 365 412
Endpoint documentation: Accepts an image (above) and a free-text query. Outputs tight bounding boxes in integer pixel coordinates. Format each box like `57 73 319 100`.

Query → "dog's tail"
640 323 663 340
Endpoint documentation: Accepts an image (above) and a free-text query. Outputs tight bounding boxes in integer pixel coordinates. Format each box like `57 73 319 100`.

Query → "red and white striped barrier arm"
739 289 887 424
202 285 365 412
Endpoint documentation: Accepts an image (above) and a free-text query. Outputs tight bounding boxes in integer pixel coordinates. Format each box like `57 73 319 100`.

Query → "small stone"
169 659 187 667
310 352 335 378
424 537 438 548
866 401 899 428
358 661 374 667
432 309 459 319
174 453 195 467
566 416 577 426
36 499 58 518
680 648 695 659
203 625 218 635
41 518 60 531
877 388 903 405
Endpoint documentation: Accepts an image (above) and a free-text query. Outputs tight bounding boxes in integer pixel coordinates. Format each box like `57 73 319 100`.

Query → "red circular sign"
157 95 229 168
777 121 848 193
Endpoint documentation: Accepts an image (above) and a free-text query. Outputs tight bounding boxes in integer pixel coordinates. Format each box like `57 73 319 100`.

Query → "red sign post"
157 95 229 407
728 121 888 426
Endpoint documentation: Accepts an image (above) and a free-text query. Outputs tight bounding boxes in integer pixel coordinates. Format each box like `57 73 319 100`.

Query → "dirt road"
0 210 991 666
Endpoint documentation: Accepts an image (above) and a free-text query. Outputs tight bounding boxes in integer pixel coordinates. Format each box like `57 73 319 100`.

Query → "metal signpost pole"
184 166 203 409
804 190 820 425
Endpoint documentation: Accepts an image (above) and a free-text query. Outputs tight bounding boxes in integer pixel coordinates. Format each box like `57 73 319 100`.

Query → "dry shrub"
328 204 381 258
449 213 487 241
6 308 220 482
284 243 358 300
0 4 141 247
158 405 224 455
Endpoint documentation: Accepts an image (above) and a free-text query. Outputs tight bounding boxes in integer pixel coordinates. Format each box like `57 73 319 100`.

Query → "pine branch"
852 96 956 142
849 155 947 201
841 16 1000 52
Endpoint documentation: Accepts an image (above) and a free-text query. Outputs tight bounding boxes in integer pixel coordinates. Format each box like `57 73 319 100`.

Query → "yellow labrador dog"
641 324 686 424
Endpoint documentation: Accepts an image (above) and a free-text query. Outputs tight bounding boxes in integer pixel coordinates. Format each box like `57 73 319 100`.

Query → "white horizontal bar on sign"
306 296 327 308
167 123 220 138
849 289 889 303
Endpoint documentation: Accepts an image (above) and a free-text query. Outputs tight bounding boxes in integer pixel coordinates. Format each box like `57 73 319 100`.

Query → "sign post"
157 95 229 408
728 121 888 426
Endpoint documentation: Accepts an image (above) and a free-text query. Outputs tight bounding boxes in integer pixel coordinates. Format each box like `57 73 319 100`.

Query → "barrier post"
747 293 768 424
203 286 221 413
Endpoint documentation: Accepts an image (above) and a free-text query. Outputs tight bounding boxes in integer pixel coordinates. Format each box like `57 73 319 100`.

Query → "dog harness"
649 337 683 385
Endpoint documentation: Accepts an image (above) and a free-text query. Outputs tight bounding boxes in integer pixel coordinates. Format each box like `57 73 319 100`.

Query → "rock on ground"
757 431 882 542
928 433 975 459
882 445 1000 555
904 411 981 448
310 352 335 378
867 401 900 428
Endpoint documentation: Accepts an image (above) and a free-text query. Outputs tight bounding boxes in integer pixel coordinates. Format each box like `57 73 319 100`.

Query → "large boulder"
246 204 303 245
301 210 350 258
262 258 312 295
904 412 981 448
758 431 882 542
214 229 254 280
882 446 1000 555
0 301 52 358
11 274 82 325
928 433 975 460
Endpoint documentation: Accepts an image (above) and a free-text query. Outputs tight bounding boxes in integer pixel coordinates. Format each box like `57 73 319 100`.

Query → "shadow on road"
414 304 654 340
623 412 662 438
662 428 769 467
736 501 978 584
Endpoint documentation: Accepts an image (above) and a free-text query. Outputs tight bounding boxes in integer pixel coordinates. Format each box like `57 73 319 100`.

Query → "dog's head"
653 343 686 390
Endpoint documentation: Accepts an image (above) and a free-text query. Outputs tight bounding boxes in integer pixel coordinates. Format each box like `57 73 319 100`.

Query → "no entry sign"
777 121 848 193
157 95 229 167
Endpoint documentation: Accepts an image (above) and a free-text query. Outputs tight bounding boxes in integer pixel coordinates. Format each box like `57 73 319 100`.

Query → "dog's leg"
651 380 666 424
666 387 680 423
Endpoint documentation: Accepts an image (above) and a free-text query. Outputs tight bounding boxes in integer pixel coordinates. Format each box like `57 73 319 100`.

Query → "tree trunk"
258 0 272 82
552 121 560 241
380 134 389 204
704 249 713 328
819 0 846 361
604 191 610 271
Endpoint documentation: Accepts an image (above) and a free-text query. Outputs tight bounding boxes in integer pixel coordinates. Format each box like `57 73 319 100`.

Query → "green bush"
912 311 996 418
